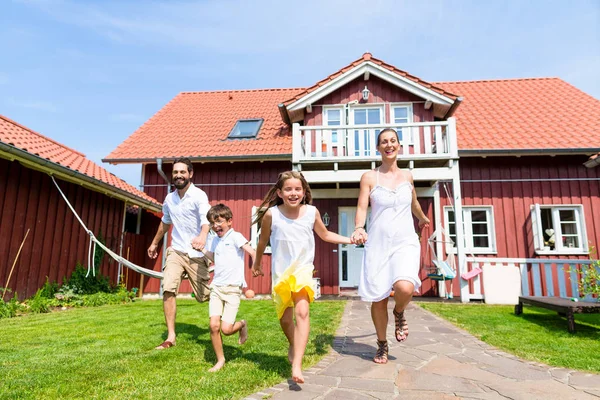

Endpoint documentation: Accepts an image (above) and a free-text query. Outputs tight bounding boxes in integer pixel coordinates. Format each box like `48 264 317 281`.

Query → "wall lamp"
362 85 370 101
322 212 330 227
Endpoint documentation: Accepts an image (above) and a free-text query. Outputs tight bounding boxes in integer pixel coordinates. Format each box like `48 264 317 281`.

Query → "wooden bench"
514 296 600 333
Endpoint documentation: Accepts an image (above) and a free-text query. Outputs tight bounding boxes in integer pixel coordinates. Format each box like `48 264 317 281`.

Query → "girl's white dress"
359 169 421 302
270 204 316 318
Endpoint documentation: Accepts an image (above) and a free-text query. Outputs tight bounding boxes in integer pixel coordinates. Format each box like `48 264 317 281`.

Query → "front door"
339 207 370 287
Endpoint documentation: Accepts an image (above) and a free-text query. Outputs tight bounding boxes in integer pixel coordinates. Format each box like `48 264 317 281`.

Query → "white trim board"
312 187 436 199
287 61 454 111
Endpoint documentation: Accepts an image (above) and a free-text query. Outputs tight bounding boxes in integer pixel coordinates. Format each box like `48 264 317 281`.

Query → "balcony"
292 118 458 183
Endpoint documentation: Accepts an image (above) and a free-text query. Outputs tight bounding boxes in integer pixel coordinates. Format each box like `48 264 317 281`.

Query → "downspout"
443 97 463 120
156 158 170 297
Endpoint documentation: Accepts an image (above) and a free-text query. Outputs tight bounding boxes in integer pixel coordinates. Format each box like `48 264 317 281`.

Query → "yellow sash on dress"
272 260 315 319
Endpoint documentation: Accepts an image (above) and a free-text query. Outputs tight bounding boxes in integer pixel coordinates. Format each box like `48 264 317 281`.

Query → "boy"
200 203 256 372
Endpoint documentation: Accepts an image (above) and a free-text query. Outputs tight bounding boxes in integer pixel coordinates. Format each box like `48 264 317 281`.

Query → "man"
147 157 211 350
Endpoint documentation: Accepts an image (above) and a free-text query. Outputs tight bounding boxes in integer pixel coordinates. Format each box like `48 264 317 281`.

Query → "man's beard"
173 177 190 190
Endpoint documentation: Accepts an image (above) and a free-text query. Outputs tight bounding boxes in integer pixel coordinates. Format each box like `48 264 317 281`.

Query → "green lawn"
419 302 600 373
0 299 346 400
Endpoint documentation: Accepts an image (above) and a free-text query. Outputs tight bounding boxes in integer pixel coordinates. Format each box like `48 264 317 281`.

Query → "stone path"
244 300 600 400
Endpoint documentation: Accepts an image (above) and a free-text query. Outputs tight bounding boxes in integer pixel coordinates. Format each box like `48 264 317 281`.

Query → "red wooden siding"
141 161 292 295
0 158 149 299
304 75 434 126
440 156 600 298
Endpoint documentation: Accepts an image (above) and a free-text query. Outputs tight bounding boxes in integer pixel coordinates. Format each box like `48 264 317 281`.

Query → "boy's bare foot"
238 320 248 345
292 365 304 383
154 340 175 350
208 359 225 372
288 345 294 364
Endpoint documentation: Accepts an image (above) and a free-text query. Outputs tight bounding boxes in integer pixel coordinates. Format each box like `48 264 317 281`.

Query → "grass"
419 302 600 373
0 299 346 400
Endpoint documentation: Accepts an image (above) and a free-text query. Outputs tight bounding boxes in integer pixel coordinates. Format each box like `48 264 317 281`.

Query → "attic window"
228 119 263 139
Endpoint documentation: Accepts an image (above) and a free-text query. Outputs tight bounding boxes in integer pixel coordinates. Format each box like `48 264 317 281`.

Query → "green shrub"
0 290 22 319
65 263 113 295
578 258 600 301
39 278 59 299
26 289 51 314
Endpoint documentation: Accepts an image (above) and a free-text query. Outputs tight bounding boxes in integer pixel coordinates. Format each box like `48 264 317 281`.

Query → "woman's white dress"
358 169 421 302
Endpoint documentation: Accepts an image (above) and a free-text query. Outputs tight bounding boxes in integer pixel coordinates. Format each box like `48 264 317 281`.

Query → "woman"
353 128 430 364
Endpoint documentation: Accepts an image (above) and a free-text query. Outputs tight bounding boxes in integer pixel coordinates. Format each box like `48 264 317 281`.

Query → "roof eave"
103 153 292 164
459 148 600 157
1 142 161 212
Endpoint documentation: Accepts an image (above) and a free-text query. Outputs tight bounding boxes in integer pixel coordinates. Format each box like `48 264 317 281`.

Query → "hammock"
52 176 164 280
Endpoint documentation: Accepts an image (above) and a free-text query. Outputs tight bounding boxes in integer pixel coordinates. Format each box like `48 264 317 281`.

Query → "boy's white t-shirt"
207 228 248 287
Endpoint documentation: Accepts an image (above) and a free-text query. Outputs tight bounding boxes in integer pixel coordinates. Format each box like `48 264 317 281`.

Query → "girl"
251 171 353 383
353 128 430 365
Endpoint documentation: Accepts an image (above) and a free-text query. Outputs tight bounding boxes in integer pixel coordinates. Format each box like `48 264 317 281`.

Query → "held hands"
191 235 205 251
351 227 368 245
251 264 264 277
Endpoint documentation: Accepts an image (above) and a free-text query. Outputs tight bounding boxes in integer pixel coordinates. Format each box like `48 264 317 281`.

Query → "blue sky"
1 0 599 187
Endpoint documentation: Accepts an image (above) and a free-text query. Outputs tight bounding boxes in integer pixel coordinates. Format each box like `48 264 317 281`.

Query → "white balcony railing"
292 117 458 164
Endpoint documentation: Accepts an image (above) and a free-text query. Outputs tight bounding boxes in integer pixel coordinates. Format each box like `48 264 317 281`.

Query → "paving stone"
486 379 599 400
322 388 388 400
269 382 327 399
420 356 509 385
412 342 465 356
302 374 340 387
395 367 485 393
320 356 397 379
454 392 514 399
394 391 458 399
339 377 396 392
583 389 600 397
569 372 600 389
548 367 572 383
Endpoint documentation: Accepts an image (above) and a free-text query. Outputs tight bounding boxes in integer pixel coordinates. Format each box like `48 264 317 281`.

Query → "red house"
0 115 162 299
104 53 600 302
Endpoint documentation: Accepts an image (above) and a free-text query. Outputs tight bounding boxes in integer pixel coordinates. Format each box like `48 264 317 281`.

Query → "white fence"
464 257 596 302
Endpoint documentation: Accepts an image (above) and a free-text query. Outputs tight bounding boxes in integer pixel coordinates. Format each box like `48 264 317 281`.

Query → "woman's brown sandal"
393 308 408 342
373 340 389 364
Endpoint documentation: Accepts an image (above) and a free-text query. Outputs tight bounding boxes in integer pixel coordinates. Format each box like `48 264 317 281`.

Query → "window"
228 119 263 139
250 206 271 253
324 107 343 149
444 206 496 254
351 107 382 156
391 104 413 142
531 204 587 254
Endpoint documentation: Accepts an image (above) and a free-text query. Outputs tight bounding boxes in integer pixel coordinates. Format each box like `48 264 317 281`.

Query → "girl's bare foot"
288 345 294 364
238 320 248 345
208 359 225 372
292 364 304 383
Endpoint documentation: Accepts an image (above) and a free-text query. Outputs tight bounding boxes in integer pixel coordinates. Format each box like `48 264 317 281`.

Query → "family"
147 128 430 382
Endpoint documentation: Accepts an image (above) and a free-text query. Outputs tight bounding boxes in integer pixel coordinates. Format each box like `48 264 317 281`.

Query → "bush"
0 289 22 319
26 289 51 314
578 258 600 301
64 263 113 295
39 278 59 299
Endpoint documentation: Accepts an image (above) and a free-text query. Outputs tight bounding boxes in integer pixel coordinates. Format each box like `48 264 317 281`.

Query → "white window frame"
323 105 344 152
444 206 497 254
531 204 588 255
349 105 384 157
390 102 414 143
250 206 271 254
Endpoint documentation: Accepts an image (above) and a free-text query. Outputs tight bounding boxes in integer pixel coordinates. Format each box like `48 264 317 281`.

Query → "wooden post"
2 229 30 301
139 275 144 298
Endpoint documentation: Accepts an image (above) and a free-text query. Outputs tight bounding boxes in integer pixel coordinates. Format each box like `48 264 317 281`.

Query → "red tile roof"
283 52 459 106
435 78 600 151
105 57 600 162
104 88 304 161
0 115 160 208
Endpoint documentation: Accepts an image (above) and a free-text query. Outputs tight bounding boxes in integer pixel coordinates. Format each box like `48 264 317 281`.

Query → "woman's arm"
251 210 272 276
352 171 373 244
313 209 352 245
408 172 430 228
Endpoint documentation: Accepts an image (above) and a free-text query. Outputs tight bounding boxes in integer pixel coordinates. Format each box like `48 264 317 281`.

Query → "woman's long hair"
252 171 313 225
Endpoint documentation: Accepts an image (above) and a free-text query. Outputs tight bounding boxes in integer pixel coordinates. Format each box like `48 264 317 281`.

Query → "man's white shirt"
162 184 210 258
207 229 249 287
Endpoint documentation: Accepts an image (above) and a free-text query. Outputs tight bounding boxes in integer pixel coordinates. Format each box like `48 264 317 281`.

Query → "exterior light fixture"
322 212 330 227
362 85 370 101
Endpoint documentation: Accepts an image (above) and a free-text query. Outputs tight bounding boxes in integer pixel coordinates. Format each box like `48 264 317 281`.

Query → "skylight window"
228 119 263 139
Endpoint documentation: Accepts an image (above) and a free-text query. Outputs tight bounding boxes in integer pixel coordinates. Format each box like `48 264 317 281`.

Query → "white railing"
464 257 595 302
292 117 458 164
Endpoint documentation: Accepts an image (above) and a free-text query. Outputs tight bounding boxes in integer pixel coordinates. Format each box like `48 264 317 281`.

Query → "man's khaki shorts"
209 285 242 325
162 247 210 302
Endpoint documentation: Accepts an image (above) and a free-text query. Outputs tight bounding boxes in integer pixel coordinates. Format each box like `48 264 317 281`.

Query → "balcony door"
349 106 383 157
339 207 370 288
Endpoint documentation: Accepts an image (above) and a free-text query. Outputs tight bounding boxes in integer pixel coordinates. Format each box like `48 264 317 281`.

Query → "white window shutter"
531 204 544 251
